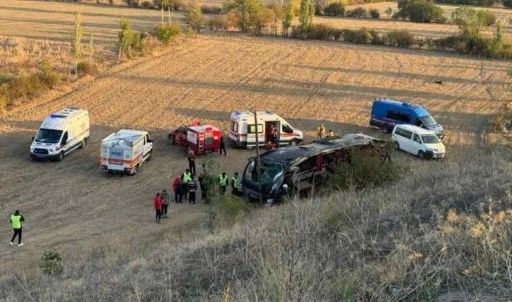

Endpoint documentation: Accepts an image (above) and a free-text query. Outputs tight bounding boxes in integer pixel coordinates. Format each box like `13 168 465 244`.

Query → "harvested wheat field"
0 34 511 274
321 2 512 40
0 0 184 50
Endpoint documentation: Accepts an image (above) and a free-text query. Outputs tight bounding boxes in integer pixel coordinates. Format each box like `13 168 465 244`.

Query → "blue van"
369 99 444 138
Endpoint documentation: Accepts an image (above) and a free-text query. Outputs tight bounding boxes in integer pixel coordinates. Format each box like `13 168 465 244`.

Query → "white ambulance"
228 111 304 148
30 107 90 161
99 129 153 175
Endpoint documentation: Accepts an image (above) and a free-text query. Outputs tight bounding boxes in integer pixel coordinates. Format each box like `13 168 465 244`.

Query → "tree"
186 4 205 33
323 2 344 17
71 12 83 75
385 7 393 19
282 4 293 37
452 7 492 36
299 0 314 37
224 0 263 33
251 7 275 35
397 0 443 23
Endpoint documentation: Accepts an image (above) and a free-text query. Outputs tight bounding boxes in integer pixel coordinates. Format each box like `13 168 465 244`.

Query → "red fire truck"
169 123 222 155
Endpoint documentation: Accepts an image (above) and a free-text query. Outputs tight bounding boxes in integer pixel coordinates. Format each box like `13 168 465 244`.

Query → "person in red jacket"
154 193 162 223
172 176 183 203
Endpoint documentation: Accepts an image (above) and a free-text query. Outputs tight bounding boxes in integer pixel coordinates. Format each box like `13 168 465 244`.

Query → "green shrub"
477 10 496 27
38 59 60 88
347 7 366 18
324 2 345 17
187 5 206 33
386 30 414 47
343 27 375 44
41 249 64 275
153 23 181 44
504 0 512 8
141 1 151 8
398 0 444 23
327 145 401 191
0 73 14 85
369 9 380 19
300 23 341 40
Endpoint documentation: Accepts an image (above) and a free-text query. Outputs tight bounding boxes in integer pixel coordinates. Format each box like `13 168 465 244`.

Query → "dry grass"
1 151 511 300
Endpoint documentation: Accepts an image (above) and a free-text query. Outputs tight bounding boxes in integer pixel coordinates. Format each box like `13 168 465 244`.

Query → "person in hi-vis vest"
10 210 24 247
218 172 228 195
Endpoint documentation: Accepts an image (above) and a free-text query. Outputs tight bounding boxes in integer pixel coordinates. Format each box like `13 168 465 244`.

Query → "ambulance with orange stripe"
100 129 153 175
228 111 304 149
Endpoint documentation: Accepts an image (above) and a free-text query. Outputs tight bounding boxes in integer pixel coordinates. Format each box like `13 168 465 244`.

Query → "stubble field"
1 1 512 276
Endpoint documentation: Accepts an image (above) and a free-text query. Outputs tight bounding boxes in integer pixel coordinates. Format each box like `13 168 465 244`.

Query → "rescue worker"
154 193 163 223
181 169 192 199
172 176 183 203
219 135 227 156
9 210 24 247
270 127 279 148
188 149 196 176
218 172 228 195
317 123 326 139
231 172 242 196
188 176 197 204
161 189 170 218
328 129 335 137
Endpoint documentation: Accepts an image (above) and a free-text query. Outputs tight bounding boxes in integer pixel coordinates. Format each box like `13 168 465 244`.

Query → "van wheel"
394 142 400 151
130 165 139 176
418 150 425 159
79 140 85 149
289 139 297 146
57 152 64 162
147 150 153 162
382 125 392 134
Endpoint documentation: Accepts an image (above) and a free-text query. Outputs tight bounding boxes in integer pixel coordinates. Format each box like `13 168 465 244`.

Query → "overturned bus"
241 133 389 203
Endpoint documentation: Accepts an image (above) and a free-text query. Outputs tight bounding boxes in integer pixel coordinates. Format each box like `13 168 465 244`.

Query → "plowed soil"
1 34 511 271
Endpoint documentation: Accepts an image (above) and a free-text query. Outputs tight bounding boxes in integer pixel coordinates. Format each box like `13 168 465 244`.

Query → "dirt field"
1 32 511 272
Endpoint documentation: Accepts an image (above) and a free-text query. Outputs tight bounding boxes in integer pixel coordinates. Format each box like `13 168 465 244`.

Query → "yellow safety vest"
232 177 240 189
10 215 22 229
183 172 192 183
219 175 227 186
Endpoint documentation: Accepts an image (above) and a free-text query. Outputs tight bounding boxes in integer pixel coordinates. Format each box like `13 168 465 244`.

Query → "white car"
392 124 445 159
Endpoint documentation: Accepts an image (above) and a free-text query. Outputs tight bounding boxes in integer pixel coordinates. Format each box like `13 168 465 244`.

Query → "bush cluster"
394 0 446 23
200 5 223 14
435 0 494 6
317 3 380 19
290 23 512 60
153 23 181 43
0 60 60 113
125 0 183 11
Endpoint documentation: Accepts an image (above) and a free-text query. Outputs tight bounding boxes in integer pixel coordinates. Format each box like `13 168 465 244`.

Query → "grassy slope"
1 149 512 301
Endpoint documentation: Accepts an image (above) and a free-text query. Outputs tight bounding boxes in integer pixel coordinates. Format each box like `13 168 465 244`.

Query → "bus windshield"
34 129 63 144
419 115 437 127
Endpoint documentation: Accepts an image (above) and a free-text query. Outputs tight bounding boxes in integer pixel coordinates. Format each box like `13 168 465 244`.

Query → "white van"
30 107 90 161
392 124 445 159
99 129 153 175
228 111 303 148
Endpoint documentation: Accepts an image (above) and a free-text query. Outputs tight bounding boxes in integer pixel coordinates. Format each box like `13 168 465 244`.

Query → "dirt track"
1 35 511 271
